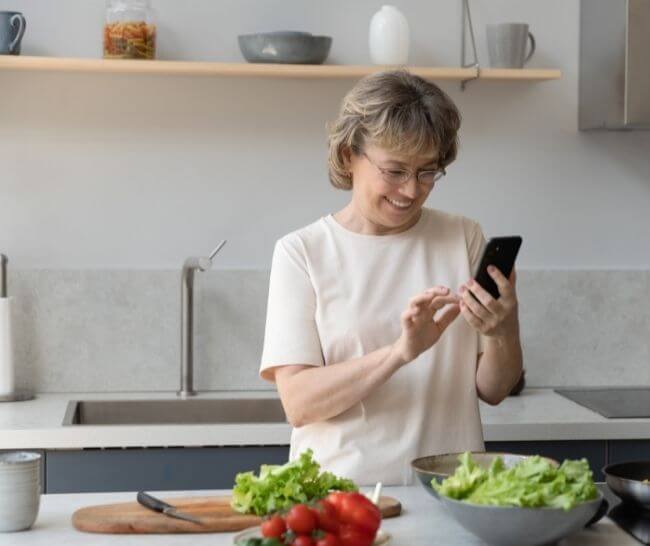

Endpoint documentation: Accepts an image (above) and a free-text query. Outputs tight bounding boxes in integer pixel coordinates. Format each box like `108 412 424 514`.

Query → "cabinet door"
607 440 650 465
485 441 607 480
46 446 290 494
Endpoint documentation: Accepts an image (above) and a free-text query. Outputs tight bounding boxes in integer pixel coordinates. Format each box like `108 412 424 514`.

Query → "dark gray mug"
0 11 26 55
486 23 535 69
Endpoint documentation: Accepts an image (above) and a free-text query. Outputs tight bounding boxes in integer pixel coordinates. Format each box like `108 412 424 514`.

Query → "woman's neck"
333 203 422 235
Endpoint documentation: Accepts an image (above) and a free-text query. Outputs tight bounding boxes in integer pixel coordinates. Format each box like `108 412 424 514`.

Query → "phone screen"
473 236 522 299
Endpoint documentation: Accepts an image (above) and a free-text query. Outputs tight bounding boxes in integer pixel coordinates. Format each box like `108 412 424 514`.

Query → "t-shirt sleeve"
464 218 488 355
259 237 325 382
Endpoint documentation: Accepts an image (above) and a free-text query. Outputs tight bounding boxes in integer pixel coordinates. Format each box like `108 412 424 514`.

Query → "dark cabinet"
45 446 290 494
39 440 650 493
607 440 650 465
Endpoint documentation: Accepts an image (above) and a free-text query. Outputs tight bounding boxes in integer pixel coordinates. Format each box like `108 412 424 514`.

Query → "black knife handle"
137 491 173 514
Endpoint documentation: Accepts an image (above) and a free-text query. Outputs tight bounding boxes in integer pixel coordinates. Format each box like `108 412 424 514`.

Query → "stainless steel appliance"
579 0 650 130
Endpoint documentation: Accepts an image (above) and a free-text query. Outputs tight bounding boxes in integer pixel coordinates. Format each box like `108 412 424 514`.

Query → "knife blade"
136 491 203 525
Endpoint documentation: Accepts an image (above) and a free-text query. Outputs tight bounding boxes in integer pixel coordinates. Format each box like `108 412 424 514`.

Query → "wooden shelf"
478 67 561 81
0 55 561 82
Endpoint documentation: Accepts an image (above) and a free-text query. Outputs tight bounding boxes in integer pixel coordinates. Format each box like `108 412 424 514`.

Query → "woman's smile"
384 196 414 210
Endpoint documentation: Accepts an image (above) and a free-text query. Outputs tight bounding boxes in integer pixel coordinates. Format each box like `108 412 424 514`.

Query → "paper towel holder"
0 254 34 403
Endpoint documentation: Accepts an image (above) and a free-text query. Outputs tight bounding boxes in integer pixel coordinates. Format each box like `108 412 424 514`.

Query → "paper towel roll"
0 297 15 395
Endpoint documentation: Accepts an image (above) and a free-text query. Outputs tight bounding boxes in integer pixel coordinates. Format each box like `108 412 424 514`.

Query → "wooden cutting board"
72 495 402 534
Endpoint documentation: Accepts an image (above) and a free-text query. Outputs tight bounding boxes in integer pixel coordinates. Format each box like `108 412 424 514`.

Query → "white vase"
369 5 410 65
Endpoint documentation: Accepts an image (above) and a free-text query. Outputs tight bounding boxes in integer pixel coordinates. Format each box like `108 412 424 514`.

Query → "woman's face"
345 144 439 234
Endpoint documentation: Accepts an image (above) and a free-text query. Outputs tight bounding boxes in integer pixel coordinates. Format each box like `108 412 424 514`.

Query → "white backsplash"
9 269 650 393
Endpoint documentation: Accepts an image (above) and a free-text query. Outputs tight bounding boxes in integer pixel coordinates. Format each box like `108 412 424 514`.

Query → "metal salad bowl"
603 460 650 510
438 492 604 546
411 452 607 546
410 451 559 498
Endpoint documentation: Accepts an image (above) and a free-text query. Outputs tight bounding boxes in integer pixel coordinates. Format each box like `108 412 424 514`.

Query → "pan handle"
585 498 609 527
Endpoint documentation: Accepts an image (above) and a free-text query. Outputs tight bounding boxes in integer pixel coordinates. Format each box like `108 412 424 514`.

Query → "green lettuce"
231 449 357 516
432 452 598 510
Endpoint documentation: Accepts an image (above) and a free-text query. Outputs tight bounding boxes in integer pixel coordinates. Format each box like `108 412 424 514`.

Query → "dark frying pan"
603 461 650 510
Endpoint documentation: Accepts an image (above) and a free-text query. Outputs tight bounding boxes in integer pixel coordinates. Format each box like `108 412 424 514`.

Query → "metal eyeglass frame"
361 151 446 188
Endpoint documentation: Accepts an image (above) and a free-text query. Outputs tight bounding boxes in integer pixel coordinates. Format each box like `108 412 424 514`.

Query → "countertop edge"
2 388 650 449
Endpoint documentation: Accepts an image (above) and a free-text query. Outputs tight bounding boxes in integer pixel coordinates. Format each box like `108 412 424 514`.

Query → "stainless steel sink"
62 398 287 426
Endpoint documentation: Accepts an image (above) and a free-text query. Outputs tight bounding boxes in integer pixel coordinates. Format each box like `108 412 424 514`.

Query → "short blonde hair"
327 70 461 190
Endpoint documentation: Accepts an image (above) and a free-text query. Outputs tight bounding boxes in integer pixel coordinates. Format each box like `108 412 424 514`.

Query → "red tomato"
326 492 381 536
325 491 347 512
337 524 375 546
293 535 315 546
261 514 286 539
285 504 318 534
341 501 380 535
315 532 341 546
313 500 339 533
339 492 380 514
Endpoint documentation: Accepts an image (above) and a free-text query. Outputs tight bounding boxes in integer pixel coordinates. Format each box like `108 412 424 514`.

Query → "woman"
260 70 523 486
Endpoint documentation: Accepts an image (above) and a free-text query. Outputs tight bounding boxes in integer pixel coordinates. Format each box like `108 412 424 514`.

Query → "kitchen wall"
9 270 650 392
1 0 649 392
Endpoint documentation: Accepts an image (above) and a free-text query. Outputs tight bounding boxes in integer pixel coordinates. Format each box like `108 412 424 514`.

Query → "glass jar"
103 0 156 60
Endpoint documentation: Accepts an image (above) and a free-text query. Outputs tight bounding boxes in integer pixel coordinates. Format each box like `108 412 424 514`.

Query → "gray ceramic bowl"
439 492 604 546
411 452 607 545
238 31 332 64
411 451 559 498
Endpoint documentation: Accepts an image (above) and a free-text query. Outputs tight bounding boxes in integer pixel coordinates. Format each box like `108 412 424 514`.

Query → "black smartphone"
472 236 522 299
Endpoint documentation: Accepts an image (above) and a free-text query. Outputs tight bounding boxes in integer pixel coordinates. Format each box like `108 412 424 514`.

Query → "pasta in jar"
104 0 155 60
104 21 156 59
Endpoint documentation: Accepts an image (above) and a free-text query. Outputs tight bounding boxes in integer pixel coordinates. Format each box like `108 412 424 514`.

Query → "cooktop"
554 388 650 419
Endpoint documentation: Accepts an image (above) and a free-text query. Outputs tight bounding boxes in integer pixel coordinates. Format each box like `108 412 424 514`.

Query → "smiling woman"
259 70 523 486
327 70 459 236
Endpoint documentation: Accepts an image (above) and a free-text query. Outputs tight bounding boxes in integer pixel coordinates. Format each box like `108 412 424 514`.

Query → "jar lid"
107 0 152 9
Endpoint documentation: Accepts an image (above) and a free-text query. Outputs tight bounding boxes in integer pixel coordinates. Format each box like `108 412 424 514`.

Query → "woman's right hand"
391 286 461 364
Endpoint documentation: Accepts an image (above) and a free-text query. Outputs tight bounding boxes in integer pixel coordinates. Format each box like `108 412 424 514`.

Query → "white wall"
1 0 650 270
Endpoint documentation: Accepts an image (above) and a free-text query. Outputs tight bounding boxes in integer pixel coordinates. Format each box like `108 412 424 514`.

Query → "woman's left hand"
459 267 519 338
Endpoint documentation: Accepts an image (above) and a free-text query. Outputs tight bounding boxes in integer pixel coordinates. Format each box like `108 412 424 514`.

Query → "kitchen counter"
4 485 638 546
1 388 650 450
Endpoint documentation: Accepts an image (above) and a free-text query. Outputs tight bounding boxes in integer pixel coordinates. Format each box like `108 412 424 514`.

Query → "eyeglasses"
361 151 445 188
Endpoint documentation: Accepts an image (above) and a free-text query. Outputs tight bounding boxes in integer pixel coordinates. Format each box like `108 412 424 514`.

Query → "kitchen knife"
136 491 203 524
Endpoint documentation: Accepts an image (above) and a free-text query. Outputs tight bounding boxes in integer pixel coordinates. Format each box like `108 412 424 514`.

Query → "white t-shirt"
260 207 487 486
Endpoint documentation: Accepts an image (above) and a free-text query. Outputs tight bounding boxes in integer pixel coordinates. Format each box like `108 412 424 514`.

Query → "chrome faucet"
178 240 227 398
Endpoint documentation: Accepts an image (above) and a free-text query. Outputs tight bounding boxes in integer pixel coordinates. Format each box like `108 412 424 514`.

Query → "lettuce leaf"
231 449 357 515
432 452 597 510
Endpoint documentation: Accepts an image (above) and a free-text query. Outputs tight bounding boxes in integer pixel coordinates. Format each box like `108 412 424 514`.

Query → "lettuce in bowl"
432 452 598 510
